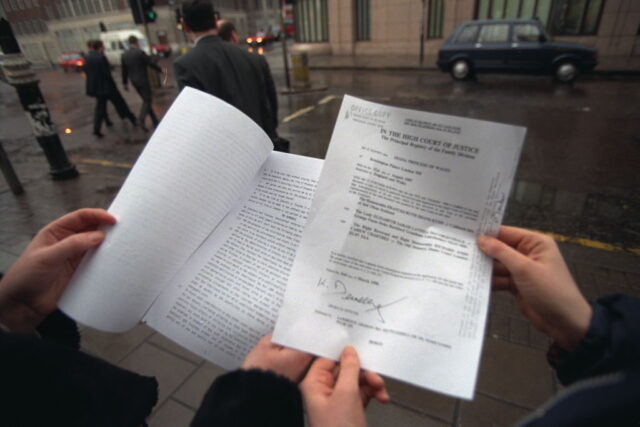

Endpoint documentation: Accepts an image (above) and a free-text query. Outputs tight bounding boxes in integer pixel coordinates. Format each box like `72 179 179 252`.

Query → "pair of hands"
242 334 389 427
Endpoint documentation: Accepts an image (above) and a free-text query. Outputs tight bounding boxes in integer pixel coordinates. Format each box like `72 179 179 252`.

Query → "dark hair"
86 39 94 49
217 21 236 42
128 35 138 44
181 0 217 32
92 40 103 50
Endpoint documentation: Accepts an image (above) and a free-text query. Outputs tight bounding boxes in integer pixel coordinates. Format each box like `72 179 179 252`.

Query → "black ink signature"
316 278 407 323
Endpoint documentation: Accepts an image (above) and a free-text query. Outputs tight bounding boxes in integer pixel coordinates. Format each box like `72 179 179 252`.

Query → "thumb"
477 235 530 277
40 231 105 266
335 346 361 393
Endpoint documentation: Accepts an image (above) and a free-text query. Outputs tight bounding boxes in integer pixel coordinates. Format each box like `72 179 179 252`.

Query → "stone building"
293 0 640 68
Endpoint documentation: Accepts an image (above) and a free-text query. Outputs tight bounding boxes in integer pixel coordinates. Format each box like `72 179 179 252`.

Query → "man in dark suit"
174 0 278 145
84 40 137 138
121 35 162 131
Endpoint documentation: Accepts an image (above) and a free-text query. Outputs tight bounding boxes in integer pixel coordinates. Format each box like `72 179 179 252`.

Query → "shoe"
93 132 105 138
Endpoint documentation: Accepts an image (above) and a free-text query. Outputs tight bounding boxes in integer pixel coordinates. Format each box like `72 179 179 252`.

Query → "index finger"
50 209 116 233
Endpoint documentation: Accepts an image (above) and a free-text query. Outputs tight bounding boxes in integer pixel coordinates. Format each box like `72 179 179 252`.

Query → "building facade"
0 0 276 67
293 0 640 65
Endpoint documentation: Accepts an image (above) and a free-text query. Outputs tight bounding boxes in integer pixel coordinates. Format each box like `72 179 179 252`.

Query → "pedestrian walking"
84 40 137 138
174 0 285 149
121 35 161 132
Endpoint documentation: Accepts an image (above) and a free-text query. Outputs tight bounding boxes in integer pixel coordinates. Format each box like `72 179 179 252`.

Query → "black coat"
84 50 117 98
121 47 161 88
173 35 277 138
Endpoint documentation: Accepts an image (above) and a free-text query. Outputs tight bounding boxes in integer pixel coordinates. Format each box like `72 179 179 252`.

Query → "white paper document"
145 152 323 369
273 95 525 399
60 87 273 332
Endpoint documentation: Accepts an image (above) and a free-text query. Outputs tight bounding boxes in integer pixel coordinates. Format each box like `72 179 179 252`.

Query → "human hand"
301 346 390 427
241 334 314 383
0 209 116 332
477 226 592 350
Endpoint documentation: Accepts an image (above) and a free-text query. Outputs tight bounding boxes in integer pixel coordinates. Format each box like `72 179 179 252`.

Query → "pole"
279 1 291 89
136 0 153 45
0 18 78 181
419 0 425 66
0 141 24 195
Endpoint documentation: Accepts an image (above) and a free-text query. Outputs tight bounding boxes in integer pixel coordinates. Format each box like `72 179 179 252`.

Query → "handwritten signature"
317 278 407 323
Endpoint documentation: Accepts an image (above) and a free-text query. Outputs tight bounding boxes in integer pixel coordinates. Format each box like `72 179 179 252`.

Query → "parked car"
58 52 85 72
437 19 597 83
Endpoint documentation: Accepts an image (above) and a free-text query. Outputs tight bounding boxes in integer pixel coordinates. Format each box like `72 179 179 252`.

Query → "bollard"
0 18 78 180
291 52 311 88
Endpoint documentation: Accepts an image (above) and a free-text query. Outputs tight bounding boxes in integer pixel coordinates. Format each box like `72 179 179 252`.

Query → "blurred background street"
2 0 640 425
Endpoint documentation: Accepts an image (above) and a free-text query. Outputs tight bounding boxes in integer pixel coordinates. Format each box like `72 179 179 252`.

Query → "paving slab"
79 323 154 364
458 393 531 426
366 401 450 427
384 377 457 423
149 398 196 427
118 342 199 407
173 362 227 409
476 338 555 410
148 332 204 364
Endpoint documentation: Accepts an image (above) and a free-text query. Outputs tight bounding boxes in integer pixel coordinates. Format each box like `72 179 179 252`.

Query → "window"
455 24 480 43
355 0 370 41
552 0 603 35
427 0 444 39
476 0 553 26
512 23 541 41
478 24 509 43
295 0 328 43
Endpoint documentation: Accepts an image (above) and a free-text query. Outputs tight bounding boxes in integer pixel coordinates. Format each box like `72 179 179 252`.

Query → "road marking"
282 106 316 123
318 95 339 105
534 229 640 256
282 95 341 124
78 158 133 169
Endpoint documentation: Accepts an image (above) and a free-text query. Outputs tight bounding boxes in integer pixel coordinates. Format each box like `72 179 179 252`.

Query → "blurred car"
58 53 85 72
151 43 172 58
245 30 275 46
437 19 597 83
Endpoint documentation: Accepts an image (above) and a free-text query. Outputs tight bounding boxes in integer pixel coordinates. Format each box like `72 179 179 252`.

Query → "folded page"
60 88 272 332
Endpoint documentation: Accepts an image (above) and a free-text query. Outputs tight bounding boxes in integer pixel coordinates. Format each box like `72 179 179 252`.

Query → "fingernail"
88 231 105 243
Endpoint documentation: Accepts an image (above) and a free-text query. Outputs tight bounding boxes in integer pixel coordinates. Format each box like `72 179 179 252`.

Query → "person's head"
128 35 139 47
86 40 94 51
92 39 104 53
181 0 217 38
217 20 238 44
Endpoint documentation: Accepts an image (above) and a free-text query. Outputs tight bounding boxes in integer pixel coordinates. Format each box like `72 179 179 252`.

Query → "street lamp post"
0 18 78 180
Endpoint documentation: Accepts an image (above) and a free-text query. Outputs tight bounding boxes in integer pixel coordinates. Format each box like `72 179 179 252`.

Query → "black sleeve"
144 52 162 73
173 60 202 93
191 369 304 427
0 329 158 427
548 294 640 385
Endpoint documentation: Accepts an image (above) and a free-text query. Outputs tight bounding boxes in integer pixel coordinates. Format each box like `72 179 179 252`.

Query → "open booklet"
60 88 525 400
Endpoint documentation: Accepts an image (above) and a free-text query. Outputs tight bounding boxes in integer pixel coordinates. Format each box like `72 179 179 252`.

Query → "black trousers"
93 91 136 134
133 83 159 127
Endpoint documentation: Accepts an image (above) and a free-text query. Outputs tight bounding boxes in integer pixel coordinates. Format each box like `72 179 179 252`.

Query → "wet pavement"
1 45 640 426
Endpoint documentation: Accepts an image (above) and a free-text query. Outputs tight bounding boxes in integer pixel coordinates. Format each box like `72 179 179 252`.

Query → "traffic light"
143 0 157 23
129 0 156 24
